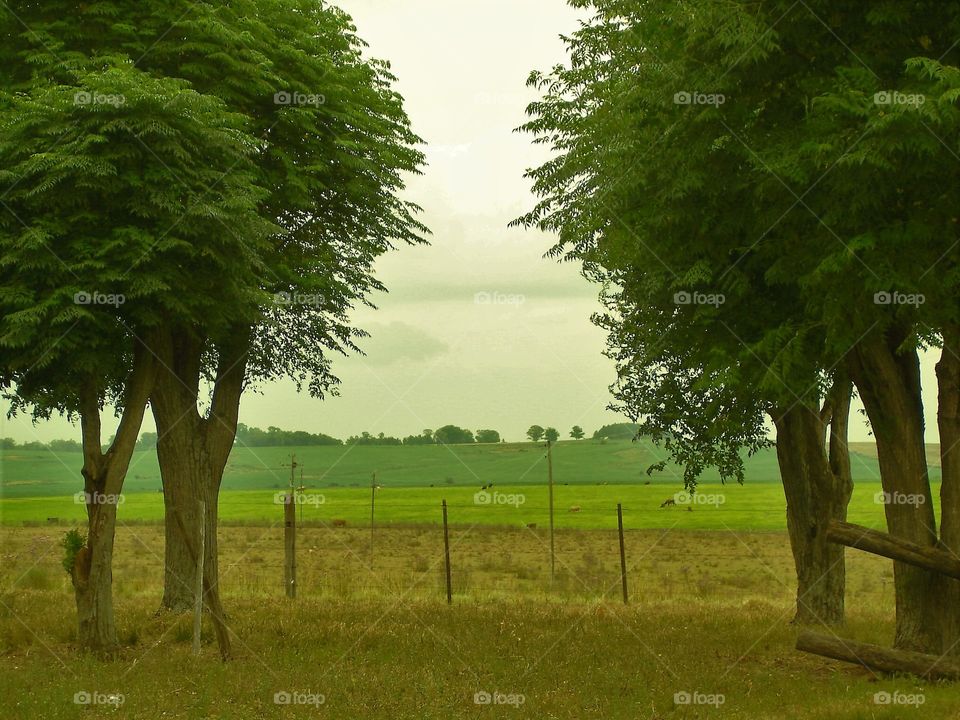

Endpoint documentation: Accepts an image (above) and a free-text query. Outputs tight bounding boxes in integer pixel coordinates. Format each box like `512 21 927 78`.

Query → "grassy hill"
849 441 943 469
2 438 946 529
0 438 892 499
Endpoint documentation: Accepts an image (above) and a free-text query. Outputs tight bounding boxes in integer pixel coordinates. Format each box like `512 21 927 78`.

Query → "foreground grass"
1 525 958 718
4 598 954 719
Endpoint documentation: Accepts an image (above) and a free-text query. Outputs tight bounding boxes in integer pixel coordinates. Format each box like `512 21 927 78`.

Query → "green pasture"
2 438 927 529
0 480 933 531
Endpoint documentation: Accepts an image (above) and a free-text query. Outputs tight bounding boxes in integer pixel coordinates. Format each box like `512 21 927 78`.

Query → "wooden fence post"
370 472 377 569
617 503 628 605
442 499 452 604
284 491 296 598
547 440 555 582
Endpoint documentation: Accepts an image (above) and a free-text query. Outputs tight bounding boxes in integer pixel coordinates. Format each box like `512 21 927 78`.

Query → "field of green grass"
1 438 896 499
1 438 919 530
0 481 942 532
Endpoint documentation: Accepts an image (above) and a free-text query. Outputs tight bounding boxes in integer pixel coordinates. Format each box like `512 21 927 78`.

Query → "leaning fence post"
617 503 628 605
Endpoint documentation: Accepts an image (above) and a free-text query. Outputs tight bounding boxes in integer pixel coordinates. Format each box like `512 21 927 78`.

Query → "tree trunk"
772 389 852 626
151 326 249 659
935 324 960 657
157 414 206 612
849 330 939 652
74 499 119 654
72 338 156 655
797 630 960 680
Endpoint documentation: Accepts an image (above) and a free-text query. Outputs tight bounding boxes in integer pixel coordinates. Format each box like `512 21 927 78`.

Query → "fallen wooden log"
826 520 960 580
797 630 960 680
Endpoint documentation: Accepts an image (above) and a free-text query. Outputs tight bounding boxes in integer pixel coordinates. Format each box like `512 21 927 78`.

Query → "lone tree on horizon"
526 425 545 442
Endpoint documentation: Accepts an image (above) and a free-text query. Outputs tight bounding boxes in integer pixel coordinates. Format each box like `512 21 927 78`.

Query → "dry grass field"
2 524 958 718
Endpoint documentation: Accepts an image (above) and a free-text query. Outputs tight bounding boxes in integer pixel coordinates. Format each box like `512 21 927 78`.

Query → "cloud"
355 321 448 365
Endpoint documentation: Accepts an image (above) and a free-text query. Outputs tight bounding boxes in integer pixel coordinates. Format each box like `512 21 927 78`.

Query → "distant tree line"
235 424 342 447
524 424 598 442
0 437 82 451
591 423 642 441
353 425 502 446
2 423 633 452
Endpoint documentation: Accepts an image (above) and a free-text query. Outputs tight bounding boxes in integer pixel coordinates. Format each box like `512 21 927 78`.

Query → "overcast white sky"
0 0 941 444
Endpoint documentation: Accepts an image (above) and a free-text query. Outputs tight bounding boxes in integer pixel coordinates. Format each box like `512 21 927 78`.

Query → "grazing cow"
568 505 581 513
660 498 676 508
526 523 537 529
332 519 347 527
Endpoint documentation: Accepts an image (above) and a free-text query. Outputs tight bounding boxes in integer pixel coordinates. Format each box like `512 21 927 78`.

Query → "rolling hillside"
0 438 893 500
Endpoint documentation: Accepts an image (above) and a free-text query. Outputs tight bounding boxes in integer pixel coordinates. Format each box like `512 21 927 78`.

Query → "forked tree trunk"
849 330 939 653
151 326 248 660
935 324 960 657
772 378 853 626
72 340 156 655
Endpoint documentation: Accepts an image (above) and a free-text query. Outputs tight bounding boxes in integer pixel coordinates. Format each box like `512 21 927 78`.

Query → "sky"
0 0 943 445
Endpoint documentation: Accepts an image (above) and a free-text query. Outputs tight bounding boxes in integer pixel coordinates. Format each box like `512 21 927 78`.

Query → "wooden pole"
826 520 960 579
797 630 960 680
192 501 205 655
370 472 377 569
617 503 628 604
442 499 452 604
281 454 297 598
547 440 555 582
284 491 296 598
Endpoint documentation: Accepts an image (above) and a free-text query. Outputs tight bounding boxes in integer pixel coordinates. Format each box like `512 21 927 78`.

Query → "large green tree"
521 0 960 651
0 47 274 652
123 1 427 618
